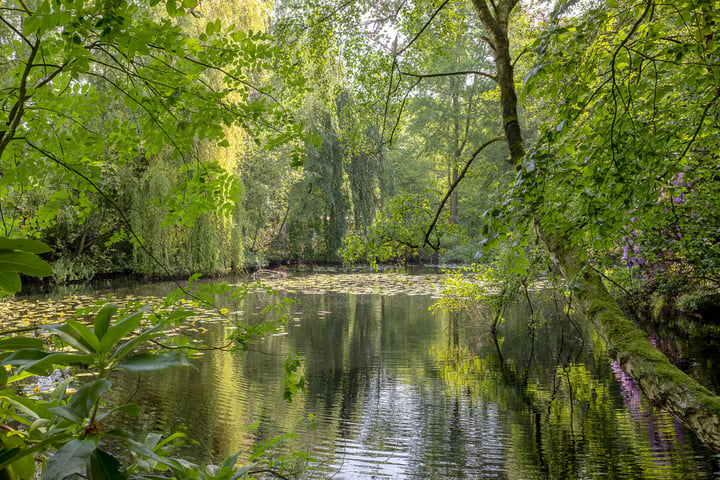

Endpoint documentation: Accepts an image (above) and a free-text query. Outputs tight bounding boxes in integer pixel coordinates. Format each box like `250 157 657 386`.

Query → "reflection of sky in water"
313 374 508 479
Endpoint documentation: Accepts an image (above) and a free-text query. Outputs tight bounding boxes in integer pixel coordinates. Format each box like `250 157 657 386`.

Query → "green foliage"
341 194 457 267
0 0 309 280
1 268 305 480
0 237 52 295
282 352 306 402
521 0 720 291
433 228 547 330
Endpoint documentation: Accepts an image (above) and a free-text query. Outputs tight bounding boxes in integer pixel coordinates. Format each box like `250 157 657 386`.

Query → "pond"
5 271 720 479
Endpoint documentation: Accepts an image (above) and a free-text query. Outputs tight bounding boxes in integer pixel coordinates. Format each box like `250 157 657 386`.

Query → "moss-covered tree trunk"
470 0 720 450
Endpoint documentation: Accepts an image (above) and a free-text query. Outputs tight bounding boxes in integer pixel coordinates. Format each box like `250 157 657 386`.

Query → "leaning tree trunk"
470 0 720 450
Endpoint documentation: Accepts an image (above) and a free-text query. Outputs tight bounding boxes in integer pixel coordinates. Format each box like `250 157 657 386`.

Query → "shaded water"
7 272 720 478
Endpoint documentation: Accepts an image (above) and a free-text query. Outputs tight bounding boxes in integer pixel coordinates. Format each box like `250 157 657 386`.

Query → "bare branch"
424 136 506 246
385 76 421 147
399 69 497 83
0 15 33 48
0 38 39 157
511 47 528 68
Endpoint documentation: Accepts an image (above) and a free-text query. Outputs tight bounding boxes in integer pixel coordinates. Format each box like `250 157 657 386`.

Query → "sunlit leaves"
521 0 720 288
341 194 458 267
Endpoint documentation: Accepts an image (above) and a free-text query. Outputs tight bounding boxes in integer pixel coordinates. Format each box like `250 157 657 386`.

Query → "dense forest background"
0 0 718 305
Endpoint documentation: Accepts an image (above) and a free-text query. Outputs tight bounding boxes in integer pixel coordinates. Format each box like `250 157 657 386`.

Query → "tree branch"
396 0 450 55
0 15 33 48
424 136 506 246
0 37 39 158
399 69 497 82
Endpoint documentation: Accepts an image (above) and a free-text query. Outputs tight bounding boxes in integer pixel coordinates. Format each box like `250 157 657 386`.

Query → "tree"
522 0 720 293
332 0 720 449
469 0 720 449
0 0 305 278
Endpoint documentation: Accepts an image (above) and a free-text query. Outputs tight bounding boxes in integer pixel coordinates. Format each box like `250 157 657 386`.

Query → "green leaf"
48 405 84 424
116 352 191 372
89 449 125 480
164 310 195 326
65 319 101 353
43 324 97 354
0 447 18 465
0 366 6 388
0 390 48 419
3 349 93 375
96 403 140 421
64 379 112 421
93 304 118 340
0 238 52 254
0 338 45 351
2 348 49 366
1 431 36 480
43 439 96 480
0 252 52 277
0 271 21 294
100 309 147 355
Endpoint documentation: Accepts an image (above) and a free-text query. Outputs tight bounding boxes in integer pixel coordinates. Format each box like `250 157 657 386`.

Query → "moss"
544 231 720 449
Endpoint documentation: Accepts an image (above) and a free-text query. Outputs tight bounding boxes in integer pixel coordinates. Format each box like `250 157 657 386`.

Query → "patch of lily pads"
247 272 471 297
0 271 488 336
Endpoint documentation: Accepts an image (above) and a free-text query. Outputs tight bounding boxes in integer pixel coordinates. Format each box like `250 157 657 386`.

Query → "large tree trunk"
470 0 720 450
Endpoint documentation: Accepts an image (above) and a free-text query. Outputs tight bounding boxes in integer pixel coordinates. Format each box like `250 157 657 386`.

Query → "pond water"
6 271 720 478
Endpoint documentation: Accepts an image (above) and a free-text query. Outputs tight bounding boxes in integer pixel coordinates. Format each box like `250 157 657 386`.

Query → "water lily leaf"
43 439 96 480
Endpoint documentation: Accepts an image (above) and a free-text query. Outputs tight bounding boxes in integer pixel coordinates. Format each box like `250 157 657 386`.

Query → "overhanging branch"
424 136 506 247
400 69 497 83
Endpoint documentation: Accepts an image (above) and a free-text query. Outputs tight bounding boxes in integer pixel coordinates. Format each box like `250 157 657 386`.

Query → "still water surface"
14 272 720 478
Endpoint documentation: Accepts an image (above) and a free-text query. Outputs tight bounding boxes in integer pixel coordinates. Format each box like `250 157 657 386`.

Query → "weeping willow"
125 0 270 277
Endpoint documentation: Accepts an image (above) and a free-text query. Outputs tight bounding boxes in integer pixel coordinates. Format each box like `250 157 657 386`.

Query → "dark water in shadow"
92 283 720 480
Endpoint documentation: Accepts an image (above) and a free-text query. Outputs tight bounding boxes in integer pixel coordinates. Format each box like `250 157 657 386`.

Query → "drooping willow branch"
22 141 224 318
424 136 506 248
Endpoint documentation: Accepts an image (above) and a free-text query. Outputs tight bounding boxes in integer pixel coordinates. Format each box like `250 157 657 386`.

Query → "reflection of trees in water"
433 293 719 479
